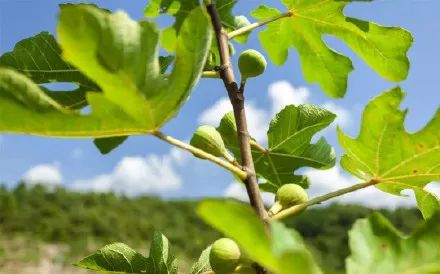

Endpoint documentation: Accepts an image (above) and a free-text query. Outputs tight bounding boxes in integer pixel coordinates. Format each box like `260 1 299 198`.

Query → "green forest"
0 183 426 273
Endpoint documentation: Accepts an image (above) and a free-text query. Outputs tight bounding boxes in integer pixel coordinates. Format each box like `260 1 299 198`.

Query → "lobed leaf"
338 88 440 219
252 1 413 98
218 105 336 192
0 32 98 110
75 242 148 273
0 32 96 90
0 4 211 139
346 212 440 274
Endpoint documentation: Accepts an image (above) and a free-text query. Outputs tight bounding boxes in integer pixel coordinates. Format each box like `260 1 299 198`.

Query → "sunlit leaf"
251 1 412 97
218 105 336 192
75 243 148 273
0 32 98 110
338 88 440 218
0 4 211 138
146 232 178 274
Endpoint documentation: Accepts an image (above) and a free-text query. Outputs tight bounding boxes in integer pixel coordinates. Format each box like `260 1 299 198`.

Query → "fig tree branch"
228 11 293 40
272 179 379 220
205 1 268 223
152 130 247 180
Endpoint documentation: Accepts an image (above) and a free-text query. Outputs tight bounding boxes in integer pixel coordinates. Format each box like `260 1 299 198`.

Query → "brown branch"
205 3 269 273
205 2 268 222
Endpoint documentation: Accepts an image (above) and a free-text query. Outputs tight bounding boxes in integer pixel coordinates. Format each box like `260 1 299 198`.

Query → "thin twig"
272 180 379 220
152 131 247 180
228 11 293 39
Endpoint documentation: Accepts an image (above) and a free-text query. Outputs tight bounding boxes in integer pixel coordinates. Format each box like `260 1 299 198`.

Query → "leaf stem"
202 71 220 78
152 131 247 180
227 11 293 40
250 140 267 153
272 180 379 220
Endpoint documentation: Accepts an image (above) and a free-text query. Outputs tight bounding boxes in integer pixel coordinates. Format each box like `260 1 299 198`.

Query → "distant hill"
0 183 424 274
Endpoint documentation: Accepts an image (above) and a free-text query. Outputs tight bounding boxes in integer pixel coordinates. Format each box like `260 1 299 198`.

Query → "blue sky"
0 0 439 207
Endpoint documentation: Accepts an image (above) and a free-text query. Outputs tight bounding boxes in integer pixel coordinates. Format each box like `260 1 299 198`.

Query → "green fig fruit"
210 238 241 274
238 49 267 80
190 125 227 159
204 51 217 71
235 16 251 29
217 112 237 137
268 184 308 216
229 43 236 56
232 16 251 43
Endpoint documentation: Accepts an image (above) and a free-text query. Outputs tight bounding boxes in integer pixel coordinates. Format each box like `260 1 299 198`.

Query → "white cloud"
322 102 352 129
426 182 440 197
71 150 184 196
268 81 310 114
22 164 63 188
198 97 269 144
224 182 275 205
169 147 190 166
198 98 232 127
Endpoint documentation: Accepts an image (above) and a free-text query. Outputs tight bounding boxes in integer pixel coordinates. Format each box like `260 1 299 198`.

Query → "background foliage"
0 183 425 274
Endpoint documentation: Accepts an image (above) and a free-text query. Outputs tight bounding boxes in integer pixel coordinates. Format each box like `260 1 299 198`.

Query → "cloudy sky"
0 0 439 209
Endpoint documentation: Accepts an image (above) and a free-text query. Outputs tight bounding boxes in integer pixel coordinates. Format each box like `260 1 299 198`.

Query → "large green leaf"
0 32 95 89
346 212 440 274
145 0 248 51
271 222 322 274
251 1 412 98
338 88 440 219
0 4 211 138
197 199 322 273
145 232 178 274
0 32 97 110
0 32 175 114
218 105 336 192
75 243 148 273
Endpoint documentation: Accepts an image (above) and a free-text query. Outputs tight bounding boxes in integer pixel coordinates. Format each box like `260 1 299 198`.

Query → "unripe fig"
238 49 267 80
190 125 229 159
210 238 241 274
232 16 251 43
268 184 308 216
234 16 251 30
217 112 237 137
204 52 217 71
228 43 236 56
